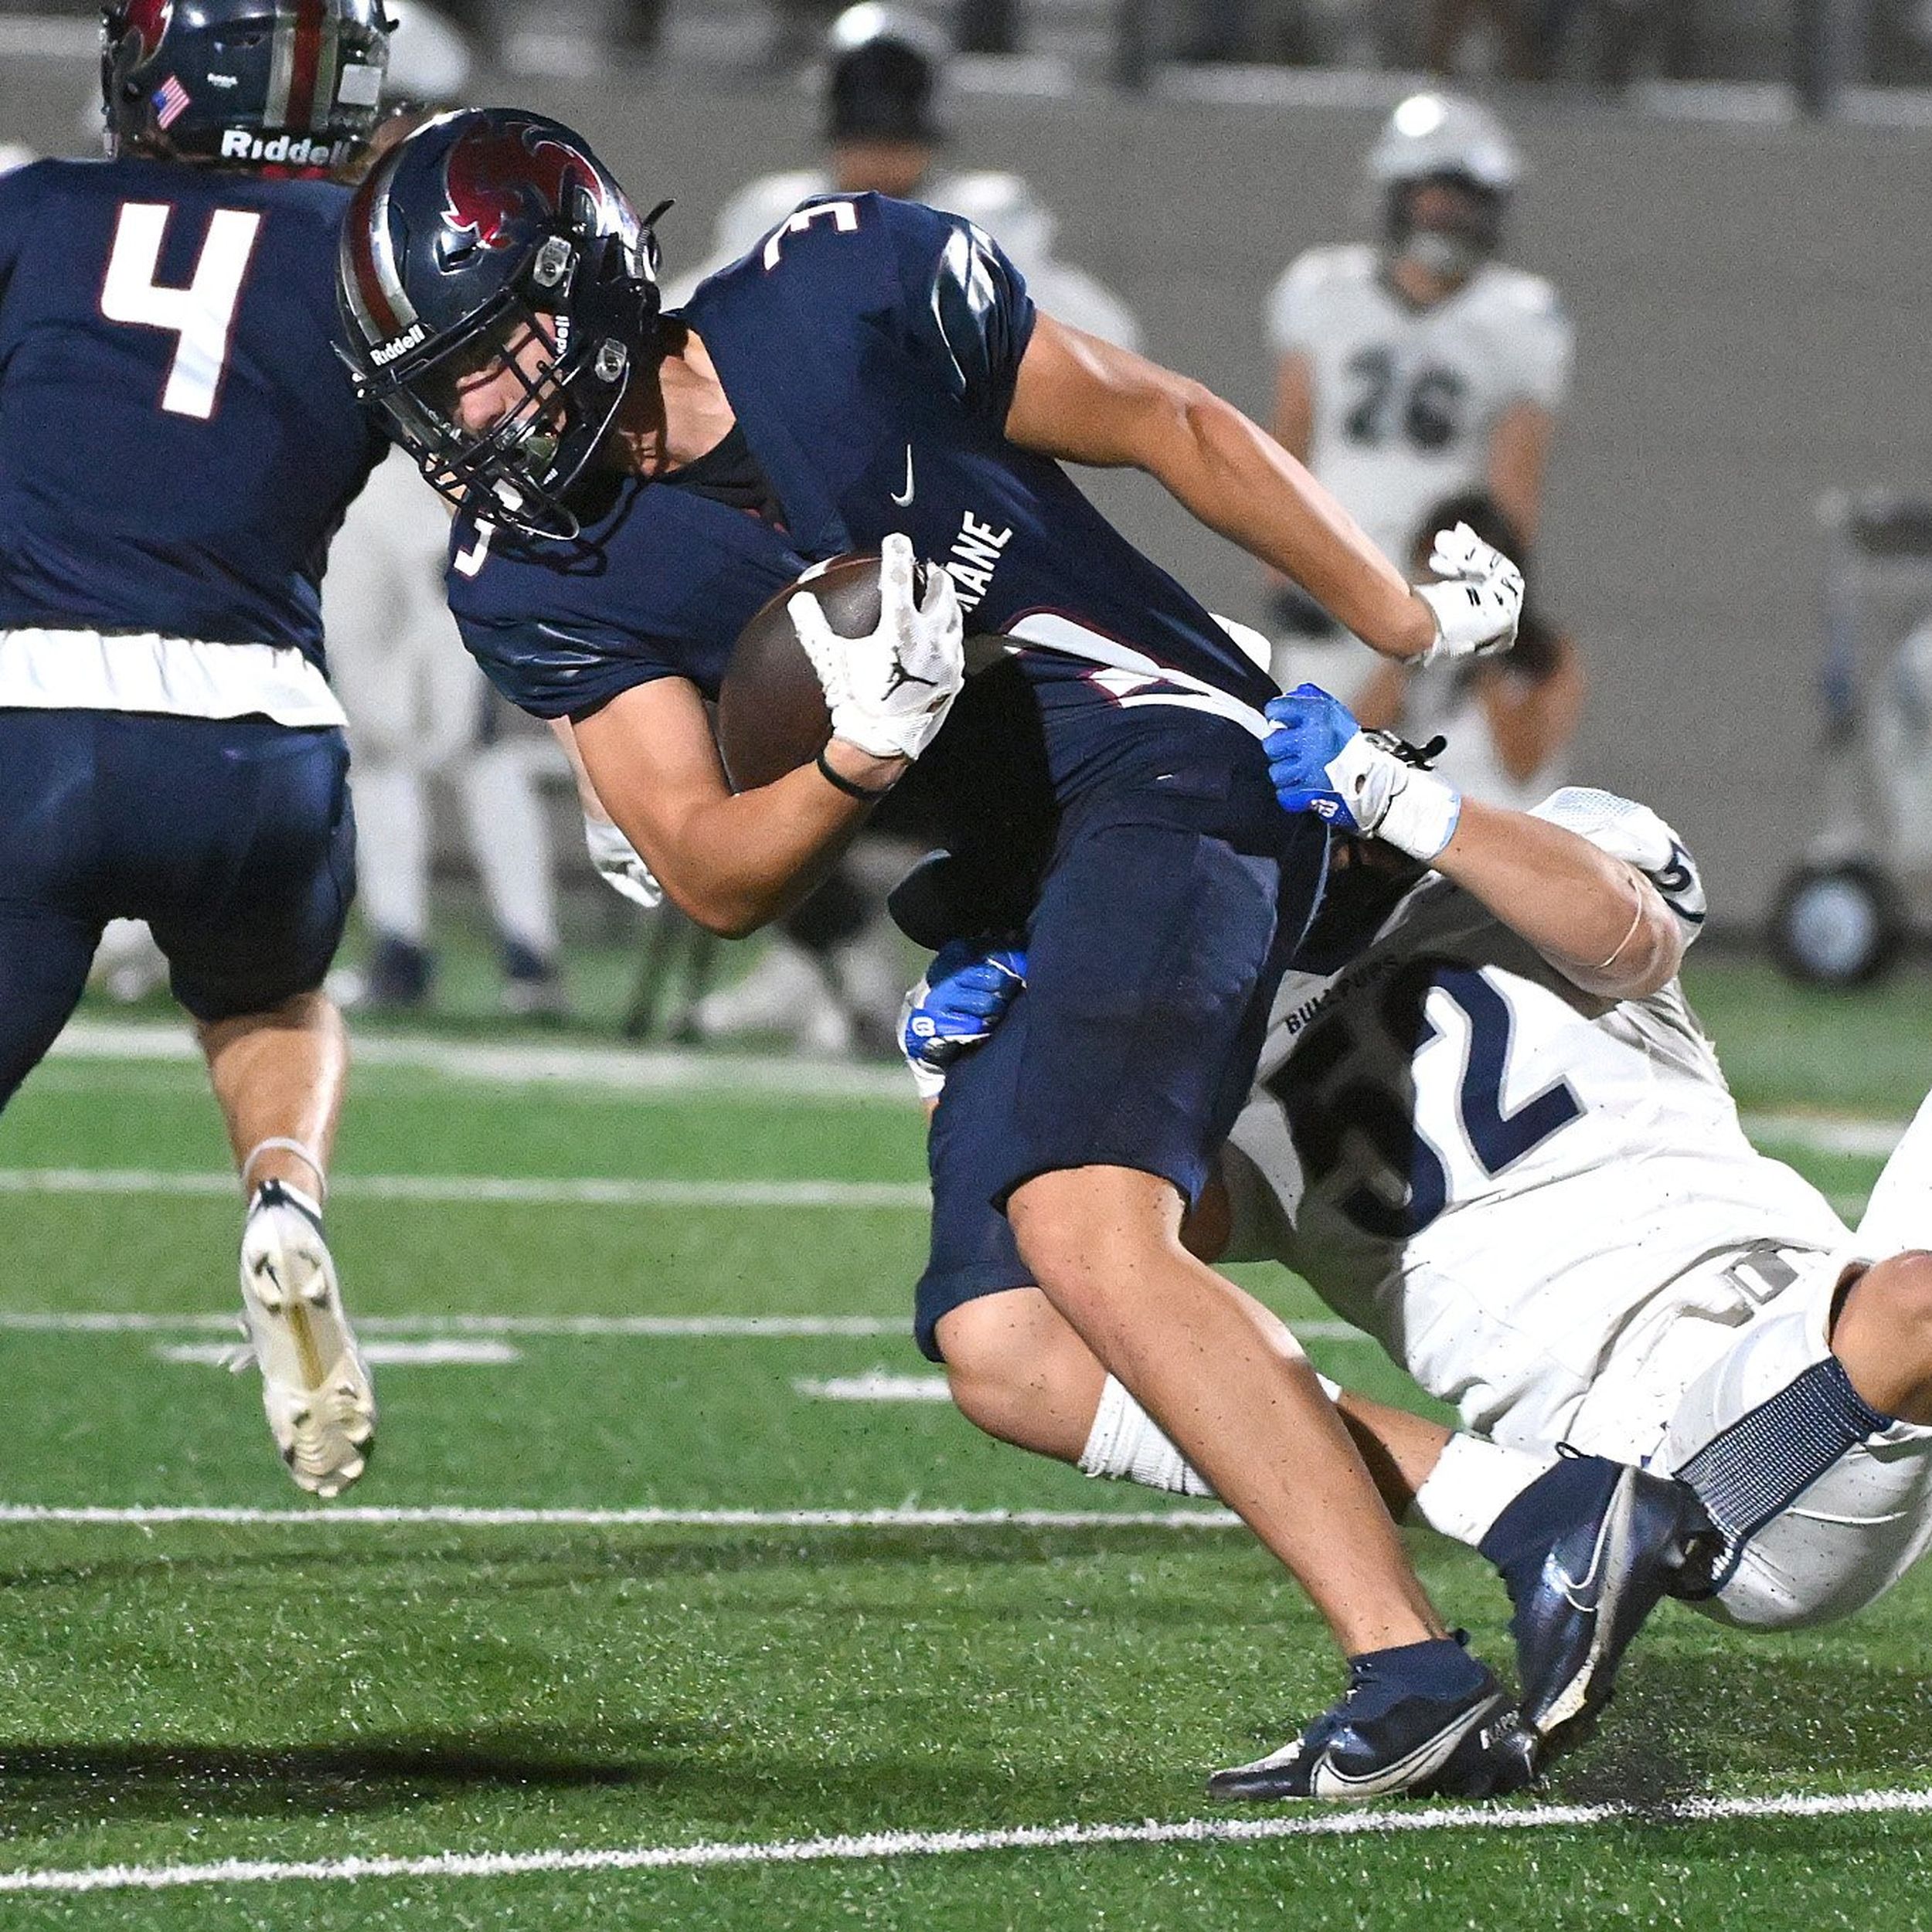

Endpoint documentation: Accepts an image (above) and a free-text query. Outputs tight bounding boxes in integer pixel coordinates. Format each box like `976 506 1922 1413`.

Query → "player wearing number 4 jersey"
339 107 1535 1799
910 689 1932 1777
0 0 394 1496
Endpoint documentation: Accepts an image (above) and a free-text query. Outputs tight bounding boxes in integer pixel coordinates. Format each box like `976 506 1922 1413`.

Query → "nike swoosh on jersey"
889 446 916 507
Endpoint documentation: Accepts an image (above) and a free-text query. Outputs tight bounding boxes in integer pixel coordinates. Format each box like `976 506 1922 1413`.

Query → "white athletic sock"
1077 1376 1217 1498
459 742 560 960
1410 1433 1553 1548
351 763 430 943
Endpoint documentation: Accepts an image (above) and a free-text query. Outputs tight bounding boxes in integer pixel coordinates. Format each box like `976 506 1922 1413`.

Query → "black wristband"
815 745 897 802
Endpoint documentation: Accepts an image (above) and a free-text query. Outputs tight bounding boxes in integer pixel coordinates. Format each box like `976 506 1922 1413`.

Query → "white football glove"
1413 521 1524 663
583 814 663 910
789 532 964 763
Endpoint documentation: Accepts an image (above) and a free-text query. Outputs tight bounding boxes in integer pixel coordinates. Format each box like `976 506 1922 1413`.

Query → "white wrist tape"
1327 732 1462 862
1376 763 1463 864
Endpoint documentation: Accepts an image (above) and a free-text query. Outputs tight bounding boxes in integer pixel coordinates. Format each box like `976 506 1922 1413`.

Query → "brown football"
715 552 932 791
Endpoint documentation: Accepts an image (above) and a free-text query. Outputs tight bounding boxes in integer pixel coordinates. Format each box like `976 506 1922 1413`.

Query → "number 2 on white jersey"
100 201 263 422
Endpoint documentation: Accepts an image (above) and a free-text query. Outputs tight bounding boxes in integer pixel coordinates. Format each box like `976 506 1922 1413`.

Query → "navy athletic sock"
1342 1631 1491 1721
1477 1451 1620 1604
1672 1358 1890 1585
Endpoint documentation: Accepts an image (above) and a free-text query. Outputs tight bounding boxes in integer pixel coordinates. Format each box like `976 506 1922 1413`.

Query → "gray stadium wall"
6 51 1927 926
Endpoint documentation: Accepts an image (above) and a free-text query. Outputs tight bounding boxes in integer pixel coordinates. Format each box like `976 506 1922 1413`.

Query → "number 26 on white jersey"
100 200 263 422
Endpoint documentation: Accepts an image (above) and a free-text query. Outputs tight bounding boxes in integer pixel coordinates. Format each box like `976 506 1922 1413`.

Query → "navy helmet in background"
825 4 947 145
101 0 394 177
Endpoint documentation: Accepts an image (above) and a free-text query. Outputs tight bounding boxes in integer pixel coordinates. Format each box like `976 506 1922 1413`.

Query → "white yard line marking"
0 1309 1366 1343
0 1168 928 1209
1741 1112 1905 1159
43 1026 1917 1136
0 1787 1927 1896
795 1372 954 1402
0 1504 1239 1529
49 1019 911 1103
0 1310 907 1337
156 1340 520 1368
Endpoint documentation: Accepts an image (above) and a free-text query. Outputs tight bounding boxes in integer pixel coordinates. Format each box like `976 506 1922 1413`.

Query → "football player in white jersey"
662 5 1141 351
1265 94 1571 705
324 445 570 1015
903 685 1932 1784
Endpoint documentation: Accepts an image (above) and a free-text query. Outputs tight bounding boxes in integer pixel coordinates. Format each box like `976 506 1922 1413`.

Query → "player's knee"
1843 1251 1932 1379
941 1325 1043 1448
934 1291 1094 1460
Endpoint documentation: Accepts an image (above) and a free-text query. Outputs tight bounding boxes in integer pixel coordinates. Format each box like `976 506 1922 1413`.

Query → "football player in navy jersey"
0 1 396 1498
338 108 1533 1798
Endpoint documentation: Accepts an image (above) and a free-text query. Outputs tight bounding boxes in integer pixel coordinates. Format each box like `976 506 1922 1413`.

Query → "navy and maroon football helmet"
336 108 666 539
100 0 393 178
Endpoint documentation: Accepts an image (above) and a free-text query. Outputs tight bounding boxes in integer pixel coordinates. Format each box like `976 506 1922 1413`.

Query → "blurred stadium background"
7 0 1930 968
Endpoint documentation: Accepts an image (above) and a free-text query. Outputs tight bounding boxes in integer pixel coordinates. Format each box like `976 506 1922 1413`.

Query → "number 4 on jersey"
100 201 263 421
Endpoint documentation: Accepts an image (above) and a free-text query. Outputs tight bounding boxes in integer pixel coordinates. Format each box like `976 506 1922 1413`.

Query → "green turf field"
0 957 1927 1927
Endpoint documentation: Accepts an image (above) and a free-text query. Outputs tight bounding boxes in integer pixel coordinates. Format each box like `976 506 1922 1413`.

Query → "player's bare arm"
1432 797 1683 1000
1267 685 1685 1001
1475 633 1586 782
571 674 900 937
1005 315 1437 659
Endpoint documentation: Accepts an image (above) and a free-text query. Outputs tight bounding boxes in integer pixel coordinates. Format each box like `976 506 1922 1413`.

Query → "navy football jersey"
447 195 1277 764
0 158 384 665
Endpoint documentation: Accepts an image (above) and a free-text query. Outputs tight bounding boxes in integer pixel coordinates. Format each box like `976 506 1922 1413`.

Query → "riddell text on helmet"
219 130 355 166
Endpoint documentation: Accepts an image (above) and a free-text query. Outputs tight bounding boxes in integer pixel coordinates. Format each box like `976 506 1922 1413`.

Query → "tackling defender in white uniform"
906 686 1932 1774
1221 740 1932 1641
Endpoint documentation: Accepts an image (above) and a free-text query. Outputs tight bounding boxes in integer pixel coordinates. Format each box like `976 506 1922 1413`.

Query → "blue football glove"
1265 683 1367 826
899 940 1027 1100
1264 683 1462 862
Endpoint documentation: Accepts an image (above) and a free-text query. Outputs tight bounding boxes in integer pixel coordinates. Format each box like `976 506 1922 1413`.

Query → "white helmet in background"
1368 92 1519 281
383 0 474 112
0 141 34 176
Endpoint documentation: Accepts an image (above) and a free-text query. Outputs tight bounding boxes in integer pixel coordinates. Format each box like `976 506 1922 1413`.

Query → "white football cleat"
237 1180 376 1498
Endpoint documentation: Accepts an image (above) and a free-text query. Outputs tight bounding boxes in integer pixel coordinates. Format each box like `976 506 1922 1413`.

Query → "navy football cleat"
1480 1452 1719 1758
1207 1638 1539 1803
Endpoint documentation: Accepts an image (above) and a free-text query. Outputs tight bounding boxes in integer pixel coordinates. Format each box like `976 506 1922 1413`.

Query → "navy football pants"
912 712 1328 1361
0 709 355 1111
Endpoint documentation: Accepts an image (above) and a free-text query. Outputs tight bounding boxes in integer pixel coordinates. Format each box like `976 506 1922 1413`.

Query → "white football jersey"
323 446 482 770
1266 243 1573 567
1227 790 1849 1451
662 168 1141 349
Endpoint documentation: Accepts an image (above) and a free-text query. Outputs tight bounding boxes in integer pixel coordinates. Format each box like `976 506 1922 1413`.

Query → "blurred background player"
0 0 393 1496
324 0 569 1019
1265 91 1571 708
1353 489 1585 809
665 5 1140 346
663 0 1140 1055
